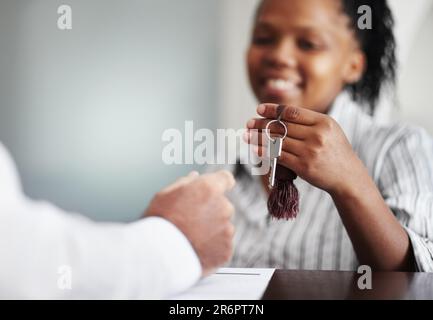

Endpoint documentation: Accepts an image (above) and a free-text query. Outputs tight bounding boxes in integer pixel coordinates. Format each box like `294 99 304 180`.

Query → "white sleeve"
0 143 201 299
0 143 23 206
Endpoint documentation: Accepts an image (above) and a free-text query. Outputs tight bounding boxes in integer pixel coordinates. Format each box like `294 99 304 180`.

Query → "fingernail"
257 104 266 115
247 119 255 128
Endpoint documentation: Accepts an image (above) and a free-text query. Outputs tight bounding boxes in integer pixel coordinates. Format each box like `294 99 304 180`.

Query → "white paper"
170 268 275 300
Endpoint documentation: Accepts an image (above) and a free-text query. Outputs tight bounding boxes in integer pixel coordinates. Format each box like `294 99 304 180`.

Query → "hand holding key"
246 103 366 197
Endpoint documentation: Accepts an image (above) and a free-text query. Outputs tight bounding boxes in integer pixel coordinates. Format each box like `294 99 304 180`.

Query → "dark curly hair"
340 0 397 114
254 0 397 115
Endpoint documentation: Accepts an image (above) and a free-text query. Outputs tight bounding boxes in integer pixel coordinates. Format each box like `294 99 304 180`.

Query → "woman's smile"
259 76 304 103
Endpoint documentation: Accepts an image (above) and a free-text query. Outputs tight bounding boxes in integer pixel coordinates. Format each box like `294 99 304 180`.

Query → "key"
268 137 283 188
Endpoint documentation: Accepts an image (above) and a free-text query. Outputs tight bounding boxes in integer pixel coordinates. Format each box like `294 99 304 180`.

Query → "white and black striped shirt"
212 93 433 272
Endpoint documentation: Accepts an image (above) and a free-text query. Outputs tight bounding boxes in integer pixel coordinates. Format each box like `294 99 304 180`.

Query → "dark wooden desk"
262 270 433 300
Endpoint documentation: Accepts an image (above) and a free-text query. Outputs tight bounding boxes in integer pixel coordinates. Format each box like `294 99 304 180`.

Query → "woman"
223 0 433 272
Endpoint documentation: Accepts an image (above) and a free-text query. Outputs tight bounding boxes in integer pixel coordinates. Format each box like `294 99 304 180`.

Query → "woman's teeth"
267 79 299 91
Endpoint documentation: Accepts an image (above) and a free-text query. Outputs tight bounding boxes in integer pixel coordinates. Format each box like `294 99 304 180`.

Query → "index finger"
203 170 236 193
257 103 318 126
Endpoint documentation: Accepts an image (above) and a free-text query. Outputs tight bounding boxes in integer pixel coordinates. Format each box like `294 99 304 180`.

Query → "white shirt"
210 93 433 272
0 143 201 299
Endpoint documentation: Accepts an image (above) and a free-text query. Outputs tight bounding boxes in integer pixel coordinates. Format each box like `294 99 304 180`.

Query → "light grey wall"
0 0 220 221
398 7 433 134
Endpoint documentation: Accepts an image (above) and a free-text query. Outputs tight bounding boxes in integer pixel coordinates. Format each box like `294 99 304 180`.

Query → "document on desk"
170 268 275 300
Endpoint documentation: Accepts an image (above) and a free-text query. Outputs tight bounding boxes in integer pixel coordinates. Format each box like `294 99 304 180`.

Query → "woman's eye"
252 35 274 45
298 39 321 51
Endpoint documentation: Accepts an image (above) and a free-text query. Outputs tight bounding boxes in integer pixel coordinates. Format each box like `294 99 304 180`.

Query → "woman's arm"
330 163 415 271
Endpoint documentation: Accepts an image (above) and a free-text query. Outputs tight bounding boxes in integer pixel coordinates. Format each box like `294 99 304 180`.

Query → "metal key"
268 137 283 188
265 106 288 188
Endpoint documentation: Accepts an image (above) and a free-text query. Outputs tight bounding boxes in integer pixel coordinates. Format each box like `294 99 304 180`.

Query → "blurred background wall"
0 0 432 222
0 0 220 221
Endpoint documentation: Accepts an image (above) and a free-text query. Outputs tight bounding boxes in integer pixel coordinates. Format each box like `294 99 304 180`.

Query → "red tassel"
267 164 299 220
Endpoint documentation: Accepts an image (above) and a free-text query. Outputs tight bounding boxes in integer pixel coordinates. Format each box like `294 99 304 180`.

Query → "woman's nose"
263 40 297 69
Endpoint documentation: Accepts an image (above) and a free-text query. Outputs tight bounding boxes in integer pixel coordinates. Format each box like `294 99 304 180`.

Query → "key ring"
265 105 288 142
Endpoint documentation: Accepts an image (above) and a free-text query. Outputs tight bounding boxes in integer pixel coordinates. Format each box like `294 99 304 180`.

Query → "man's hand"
145 170 236 276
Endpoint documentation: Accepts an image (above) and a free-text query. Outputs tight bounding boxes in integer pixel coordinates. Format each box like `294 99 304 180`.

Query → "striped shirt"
210 93 433 272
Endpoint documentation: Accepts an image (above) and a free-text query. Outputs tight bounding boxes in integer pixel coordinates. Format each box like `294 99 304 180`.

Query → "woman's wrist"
328 158 374 203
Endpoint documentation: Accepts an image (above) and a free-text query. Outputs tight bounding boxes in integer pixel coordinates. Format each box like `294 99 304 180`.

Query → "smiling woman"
208 0 433 273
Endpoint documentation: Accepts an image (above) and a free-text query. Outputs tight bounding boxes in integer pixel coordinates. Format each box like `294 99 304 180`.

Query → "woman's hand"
246 103 416 271
245 103 367 196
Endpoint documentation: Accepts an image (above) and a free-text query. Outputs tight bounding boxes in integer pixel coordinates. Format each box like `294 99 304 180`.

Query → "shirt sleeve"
0 143 24 206
0 143 201 299
378 126 433 272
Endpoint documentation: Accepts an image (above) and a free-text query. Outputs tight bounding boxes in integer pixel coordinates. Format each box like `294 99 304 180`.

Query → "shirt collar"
327 92 372 146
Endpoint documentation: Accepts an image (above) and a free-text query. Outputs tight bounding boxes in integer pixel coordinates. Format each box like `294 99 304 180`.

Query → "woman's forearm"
330 163 415 271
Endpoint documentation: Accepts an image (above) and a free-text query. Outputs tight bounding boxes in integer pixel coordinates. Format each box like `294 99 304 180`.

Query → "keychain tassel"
267 164 299 220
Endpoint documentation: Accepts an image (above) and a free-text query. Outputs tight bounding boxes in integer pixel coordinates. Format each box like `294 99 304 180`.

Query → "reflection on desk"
262 270 433 300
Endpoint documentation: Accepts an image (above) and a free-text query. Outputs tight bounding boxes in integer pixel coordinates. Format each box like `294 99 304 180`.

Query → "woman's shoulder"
360 120 432 152
377 123 433 165
358 120 433 181
331 93 431 151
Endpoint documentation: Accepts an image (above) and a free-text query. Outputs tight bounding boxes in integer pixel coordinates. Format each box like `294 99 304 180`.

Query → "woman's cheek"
302 54 346 111
247 49 261 94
